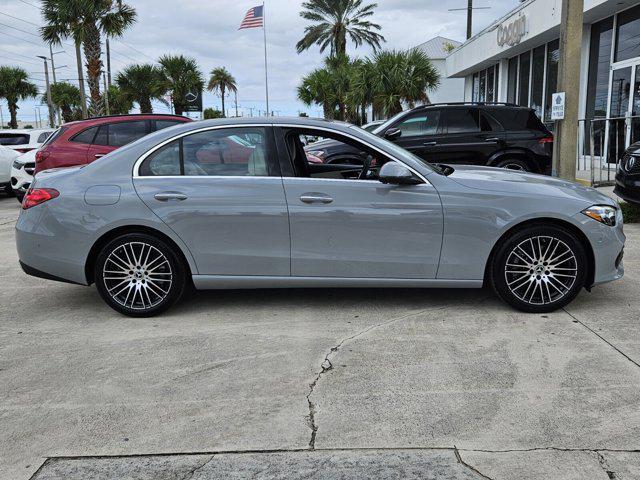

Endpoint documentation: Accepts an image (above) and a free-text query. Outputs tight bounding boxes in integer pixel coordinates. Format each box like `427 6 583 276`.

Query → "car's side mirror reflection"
378 162 422 185
384 127 402 141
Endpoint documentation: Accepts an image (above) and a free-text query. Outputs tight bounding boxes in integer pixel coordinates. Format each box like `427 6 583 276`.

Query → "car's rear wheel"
490 225 587 313
495 158 532 172
95 233 186 317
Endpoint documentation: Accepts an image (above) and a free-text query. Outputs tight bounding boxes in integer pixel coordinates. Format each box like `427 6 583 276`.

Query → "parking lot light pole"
552 0 584 180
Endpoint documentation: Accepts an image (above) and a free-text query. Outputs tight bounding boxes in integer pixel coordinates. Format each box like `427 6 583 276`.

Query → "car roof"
60 114 191 128
0 128 53 134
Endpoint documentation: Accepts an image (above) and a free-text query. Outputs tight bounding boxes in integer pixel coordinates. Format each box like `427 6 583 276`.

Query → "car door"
389 109 447 163
133 125 291 276
435 107 505 165
278 127 443 279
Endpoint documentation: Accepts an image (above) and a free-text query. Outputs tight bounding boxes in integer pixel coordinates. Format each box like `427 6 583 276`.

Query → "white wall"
429 59 466 103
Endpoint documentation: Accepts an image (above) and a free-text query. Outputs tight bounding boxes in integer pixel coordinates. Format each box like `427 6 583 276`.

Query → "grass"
620 202 640 223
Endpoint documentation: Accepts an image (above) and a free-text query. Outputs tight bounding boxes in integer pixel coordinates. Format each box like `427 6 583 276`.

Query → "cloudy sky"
0 0 517 125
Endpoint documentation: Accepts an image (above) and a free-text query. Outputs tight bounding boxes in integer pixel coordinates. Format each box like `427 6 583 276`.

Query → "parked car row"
0 129 54 197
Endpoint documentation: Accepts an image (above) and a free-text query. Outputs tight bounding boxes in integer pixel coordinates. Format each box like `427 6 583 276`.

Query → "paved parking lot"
1 195 640 480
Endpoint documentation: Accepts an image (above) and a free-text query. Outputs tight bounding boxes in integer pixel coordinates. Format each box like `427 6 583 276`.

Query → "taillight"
35 150 50 163
22 188 59 210
15 147 34 154
538 136 554 145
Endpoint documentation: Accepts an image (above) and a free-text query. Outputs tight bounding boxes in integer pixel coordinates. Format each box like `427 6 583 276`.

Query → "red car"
35 114 191 173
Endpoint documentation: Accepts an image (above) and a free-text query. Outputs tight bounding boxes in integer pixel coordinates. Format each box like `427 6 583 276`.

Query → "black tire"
94 233 187 317
15 191 24 203
494 158 532 172
490 225 588 313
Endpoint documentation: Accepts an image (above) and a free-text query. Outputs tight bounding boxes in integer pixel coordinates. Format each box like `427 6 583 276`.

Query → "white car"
0 145 19 196
10 149 37 201
0 128 55 154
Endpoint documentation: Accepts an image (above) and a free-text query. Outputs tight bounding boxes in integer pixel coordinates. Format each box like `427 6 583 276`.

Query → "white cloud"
0 0 517 123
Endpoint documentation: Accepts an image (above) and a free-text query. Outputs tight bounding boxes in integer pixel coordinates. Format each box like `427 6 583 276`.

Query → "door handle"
423 141 437 147
94 153 106 158
484 137 500 142
154 192 188 201
300 194 333 204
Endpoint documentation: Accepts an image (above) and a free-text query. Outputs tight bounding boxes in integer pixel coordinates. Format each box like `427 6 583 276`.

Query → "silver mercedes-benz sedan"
16 117 625 317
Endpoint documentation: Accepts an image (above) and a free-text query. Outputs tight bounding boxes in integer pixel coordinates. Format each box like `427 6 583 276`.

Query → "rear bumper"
19 260 83 285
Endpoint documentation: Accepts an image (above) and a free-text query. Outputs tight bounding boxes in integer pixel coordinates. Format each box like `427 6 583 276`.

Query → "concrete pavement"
0 196 639 479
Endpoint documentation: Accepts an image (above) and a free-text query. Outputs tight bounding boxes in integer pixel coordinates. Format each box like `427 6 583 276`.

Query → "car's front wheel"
490 225 588 313
95 233 186 317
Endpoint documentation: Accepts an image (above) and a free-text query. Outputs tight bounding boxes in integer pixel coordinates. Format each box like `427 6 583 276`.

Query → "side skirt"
192 275 483 290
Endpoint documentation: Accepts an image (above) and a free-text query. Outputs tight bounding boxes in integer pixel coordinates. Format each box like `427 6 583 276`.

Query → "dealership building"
446 0 640 172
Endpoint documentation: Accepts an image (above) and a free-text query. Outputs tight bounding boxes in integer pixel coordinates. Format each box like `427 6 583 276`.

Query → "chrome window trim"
132 122 431 185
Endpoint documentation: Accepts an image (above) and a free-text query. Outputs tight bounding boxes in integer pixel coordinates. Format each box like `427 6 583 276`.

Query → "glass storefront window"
507 57 518 104
544 40 559 122
615 5 640 62
479 69 486 102
518 51 531 107
472 73 479 102
487 67 495 102
530 46 545 118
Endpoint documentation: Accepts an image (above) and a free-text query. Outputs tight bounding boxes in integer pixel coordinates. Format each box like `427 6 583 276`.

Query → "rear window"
0 133 30 145
41 127 66 147
36 131 53 143
485 108 549 133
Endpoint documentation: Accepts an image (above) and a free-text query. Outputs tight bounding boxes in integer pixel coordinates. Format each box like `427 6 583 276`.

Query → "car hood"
446 165 615 206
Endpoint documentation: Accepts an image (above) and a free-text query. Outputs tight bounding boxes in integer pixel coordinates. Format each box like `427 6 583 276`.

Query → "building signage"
551 92 565 120
497 15 528 47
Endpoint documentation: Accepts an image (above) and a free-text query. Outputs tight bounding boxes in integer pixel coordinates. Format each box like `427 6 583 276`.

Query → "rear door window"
36 131 53 143
444 108 480 133
0 134 30 145
71 126 99 144
107 120 150 147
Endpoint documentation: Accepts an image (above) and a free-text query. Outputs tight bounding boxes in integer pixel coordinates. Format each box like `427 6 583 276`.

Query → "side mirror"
379 162 421 185
384 127 402 141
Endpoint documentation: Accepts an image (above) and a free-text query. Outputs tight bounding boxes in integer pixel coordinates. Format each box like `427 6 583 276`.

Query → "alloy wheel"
102 242 173 311
504 236 578 305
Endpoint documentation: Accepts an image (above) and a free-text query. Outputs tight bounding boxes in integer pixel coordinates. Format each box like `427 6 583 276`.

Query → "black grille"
624 154 640 174
24 162 35 175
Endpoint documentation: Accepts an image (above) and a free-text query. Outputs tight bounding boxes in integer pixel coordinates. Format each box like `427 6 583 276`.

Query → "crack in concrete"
597 451 617 479
454 445 495 480
563 308 640 370
305 307 442 450
179 455 214 480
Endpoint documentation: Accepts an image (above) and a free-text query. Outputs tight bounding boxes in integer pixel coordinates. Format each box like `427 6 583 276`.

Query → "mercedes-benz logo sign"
185 92 198 103
627 155 637 172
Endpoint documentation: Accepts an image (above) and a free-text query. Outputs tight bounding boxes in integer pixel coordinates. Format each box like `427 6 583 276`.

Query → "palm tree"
207 67 237 118
41 0 137 117
356 49 440 117
106 84 133 114
296 0 385 55
158 55 204 116
49 82 81 122
297 54 356 121
115 64 166 113
0 66 39 129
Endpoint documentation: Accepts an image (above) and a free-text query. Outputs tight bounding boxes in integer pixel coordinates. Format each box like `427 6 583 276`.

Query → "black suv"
305 103 554 174
614 141 640 206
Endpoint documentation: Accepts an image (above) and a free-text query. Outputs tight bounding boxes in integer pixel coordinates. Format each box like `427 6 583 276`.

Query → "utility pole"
49 46 65 124
448 0 490 39
37 56 55 128
103 73 110 115
234 91 238 117
75 41 88 119
105 38 112 87
552 0 584 180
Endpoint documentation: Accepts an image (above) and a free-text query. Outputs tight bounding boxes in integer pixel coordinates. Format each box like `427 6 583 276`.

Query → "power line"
0 30 42 46
16 0 41 9
0 20 42 38
116 39 155 62
0 10 41 27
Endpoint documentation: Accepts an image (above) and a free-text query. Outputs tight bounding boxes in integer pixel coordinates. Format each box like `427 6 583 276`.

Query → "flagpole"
262 1 270 116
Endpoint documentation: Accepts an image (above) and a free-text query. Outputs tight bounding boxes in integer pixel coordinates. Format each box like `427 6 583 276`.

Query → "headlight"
582 205 617 226
12 160 23 169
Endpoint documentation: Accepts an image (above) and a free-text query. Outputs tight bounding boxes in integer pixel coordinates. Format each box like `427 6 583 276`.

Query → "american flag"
239 5 264 29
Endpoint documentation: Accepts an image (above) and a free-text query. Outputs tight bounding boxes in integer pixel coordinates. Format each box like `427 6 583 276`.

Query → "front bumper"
10 164 33 193
614 173 640 205
574 210 626 287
